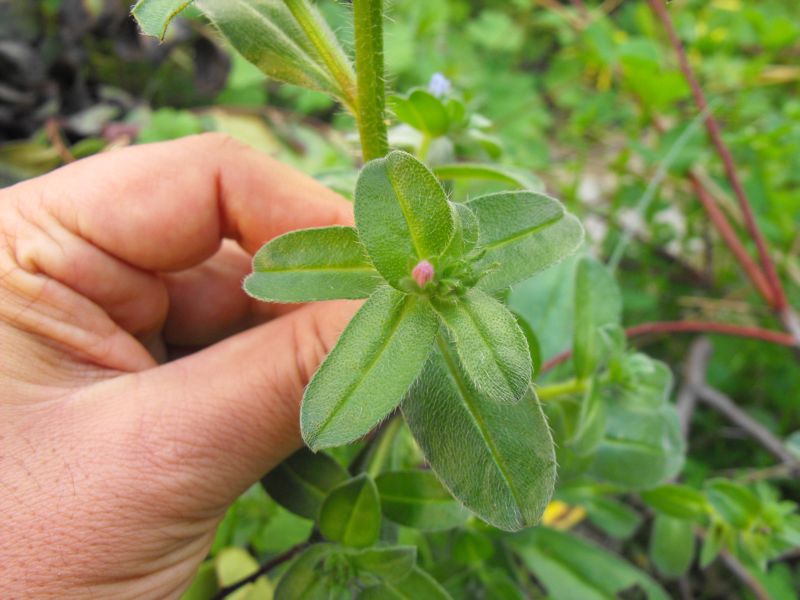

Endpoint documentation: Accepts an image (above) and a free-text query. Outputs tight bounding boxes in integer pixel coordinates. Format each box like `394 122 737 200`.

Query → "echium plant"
244 148 583 528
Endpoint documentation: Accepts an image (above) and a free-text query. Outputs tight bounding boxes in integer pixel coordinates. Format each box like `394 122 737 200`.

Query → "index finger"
13 133 353 272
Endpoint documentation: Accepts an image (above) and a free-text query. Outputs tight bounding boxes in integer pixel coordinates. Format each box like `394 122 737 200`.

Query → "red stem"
646 0 787 311
540 320 795 374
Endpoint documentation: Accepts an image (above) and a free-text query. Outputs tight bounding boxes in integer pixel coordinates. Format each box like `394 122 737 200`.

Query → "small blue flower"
428 72 452 98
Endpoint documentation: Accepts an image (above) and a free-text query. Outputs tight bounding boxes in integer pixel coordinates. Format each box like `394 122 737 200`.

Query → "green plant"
127 1 800 599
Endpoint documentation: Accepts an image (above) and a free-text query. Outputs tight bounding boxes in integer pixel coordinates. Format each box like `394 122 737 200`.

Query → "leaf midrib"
481 211 563 252
385 164 427 259
435 336 525 521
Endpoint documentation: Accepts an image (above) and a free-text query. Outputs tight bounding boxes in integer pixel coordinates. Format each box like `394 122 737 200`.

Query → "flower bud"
412 260 435 287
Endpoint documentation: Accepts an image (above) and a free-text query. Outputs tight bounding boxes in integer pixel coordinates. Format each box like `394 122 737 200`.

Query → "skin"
0 134 360 599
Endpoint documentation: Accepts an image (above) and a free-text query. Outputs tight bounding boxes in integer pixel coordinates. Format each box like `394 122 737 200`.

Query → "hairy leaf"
301 286 438 450
319 475 381 548
650 515 695 578
261 448 349 520
194 0 355 104
244 226 381 302
573 257 622 379
355 151 454 288
467 191 583 291
510 528 669 600
402 337 556 531
432 289 531 403
358 566 452 600
434 163 544 191
131 0 194 39
376 470 469 530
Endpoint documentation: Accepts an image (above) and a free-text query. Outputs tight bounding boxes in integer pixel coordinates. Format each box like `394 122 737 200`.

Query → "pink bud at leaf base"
412 260 435 287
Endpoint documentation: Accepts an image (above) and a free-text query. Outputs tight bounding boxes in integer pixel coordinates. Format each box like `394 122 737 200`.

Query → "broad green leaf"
453 530 495 564
245 227 380 302
510 310 541 378
706 479 760 529
402 337 556 531
467 191 583 292
348 546 417 584
274 544 338 600
650 514 695 578
261 448 349 520
354 151 454 289
301 286 438 450
432 289 531 404
376 470 469 530
510 528 669 600
609 353 674 411
585 496 642 540
358 566 452 600
319 474 381 548
573 257 622 379
590 402 684 490
194 0 355 105
390 90 451 137
700 522 726 568
131 0 194 40
433 163 544 191
641 484 709 520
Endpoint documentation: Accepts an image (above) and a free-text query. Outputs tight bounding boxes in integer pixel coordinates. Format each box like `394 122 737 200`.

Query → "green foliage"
319 475 382 548
375 470 469 531
649 514 695 578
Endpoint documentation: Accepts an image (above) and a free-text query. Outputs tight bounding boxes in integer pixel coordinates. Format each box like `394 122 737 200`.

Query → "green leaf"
215 548 274 600
641 484 709 520
650 514 695 578
510 528 669 600
699 522 726 568
261 448 349 520
510 310 542 378
131 0 194 40
585 496 642 540
433 163 544 191
390 90 451 137
358 566 452 600
301 285 438 450
432 289 531 404
442 202 479 259
467 191 584 292
319 474 382 548
348 546 417 584
570 384 607 456
706 479 760 529
376 470 469 530
573 257 622 379
453 530 495 564
274 544 338 600
194 0 355 105
245 226 381 303
402 337 556 531
354 151 454 289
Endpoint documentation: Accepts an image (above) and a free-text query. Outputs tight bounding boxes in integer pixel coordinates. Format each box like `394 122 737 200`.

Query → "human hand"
0 134 358 599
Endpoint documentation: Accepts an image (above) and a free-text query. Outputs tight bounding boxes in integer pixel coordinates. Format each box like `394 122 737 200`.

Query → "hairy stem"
537 378 587 401
353 0 388 161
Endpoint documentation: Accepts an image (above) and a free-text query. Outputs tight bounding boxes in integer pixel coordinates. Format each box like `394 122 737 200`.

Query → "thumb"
109 299 360 509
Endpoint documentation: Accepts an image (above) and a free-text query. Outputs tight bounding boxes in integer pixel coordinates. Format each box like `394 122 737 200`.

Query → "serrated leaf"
402 337 556 531
650 514 695 578
432 289 531 403
131 0 194 40
641 484 709 520
510 528 669 600
245 226 381 302
573 257 622 379
357 566 452 600
390 90 451 137
301 285 438 450
319 474 381 548
376 470 469 531
355 151 454 289
348 546 417 584
194 0 355 105
274 544 338 600
261 448 349 520
434 163 544 191
467 191 583 292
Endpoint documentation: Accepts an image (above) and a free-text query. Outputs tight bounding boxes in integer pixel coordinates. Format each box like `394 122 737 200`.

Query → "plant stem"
353 0 389 161
284 0 357 112
417 134 432 162
646 0 787 311
537 378 586 401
